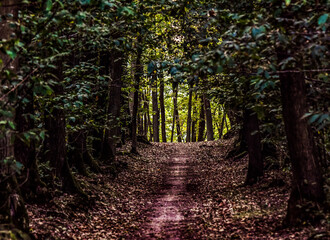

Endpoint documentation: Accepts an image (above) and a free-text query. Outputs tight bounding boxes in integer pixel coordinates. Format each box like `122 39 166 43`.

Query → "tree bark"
173 83 182 142
14 86 44 194
0 1 31 234
152 73 160 142
191 93 197 142
186 85 193 142
108 51 124 155
68 130 88 176
219 111 226 139
44 66 84 195
131 41 142 153
277 52 325 226
197 96 205 142
159 74 166 142
244 109 263 185
203 93 214 141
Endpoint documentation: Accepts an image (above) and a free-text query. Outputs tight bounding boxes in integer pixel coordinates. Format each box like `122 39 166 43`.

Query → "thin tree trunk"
99 51 111 160
171 103 175 143
244 109 263 185
143 91 149 137
159 74 166 142
186 85 193 142
225 115 229 132
131 41 142 153
191 93 197 142
203 93 214 141
198 96 205 142
219 111 226 139
173 83 182 142
152 73 160 142
108 51 123 153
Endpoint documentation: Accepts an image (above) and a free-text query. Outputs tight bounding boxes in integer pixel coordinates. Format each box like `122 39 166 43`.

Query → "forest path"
139 143 197 239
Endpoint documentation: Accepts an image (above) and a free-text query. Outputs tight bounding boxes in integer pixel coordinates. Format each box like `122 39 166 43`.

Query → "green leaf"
45 0 53 11
216 65 223 73
8 121 15 130
148 61 156 74
285 0 291 6
80 0 91 5
39 131 46 140
6 50 16 59
309 114 321 124
318 14 328 26
252 27 261 38
69 117 76 123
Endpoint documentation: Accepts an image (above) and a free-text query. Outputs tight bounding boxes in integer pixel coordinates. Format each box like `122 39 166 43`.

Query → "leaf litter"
27 139 329 239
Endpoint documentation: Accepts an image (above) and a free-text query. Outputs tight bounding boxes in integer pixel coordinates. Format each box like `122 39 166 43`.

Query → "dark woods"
0 0 329 238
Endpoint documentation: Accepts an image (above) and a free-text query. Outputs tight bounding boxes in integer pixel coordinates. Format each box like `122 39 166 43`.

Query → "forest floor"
27 139 329 239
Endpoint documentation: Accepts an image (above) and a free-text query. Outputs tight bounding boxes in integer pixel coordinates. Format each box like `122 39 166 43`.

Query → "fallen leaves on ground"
27 139 329 239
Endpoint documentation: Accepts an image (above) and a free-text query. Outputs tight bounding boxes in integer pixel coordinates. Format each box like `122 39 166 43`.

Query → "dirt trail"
140 144 197 239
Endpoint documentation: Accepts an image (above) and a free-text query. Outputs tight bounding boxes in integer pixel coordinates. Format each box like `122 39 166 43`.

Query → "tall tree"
186 84 193 142
152 73 160 142
131 38 143 153
173 82 182 142
277 50 325 225
105 50 124 159
243 109 263 185
159 73 166 142
191 93 198 142
274 2 326 225
203 93 214 141
44 64 84 195
197 96 205 142
0 0 31 234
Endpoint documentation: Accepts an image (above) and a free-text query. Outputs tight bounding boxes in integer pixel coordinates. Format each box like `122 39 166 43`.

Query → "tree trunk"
277 52 325 226
142 91 148 137
0 1 30 234
82 132 101 173
152 73 160 142
219 111 226 139
173 83 182 142
44 66 84 195
159 74 166 142
108 51 123 156
68 130 88 176
244 109 263 185
186 85 193 142
171 104 175 143
203 93 214 141
14 87 44 195
99 51 111 160
191 93 197 142
131 42 142 153
197 96 205 142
